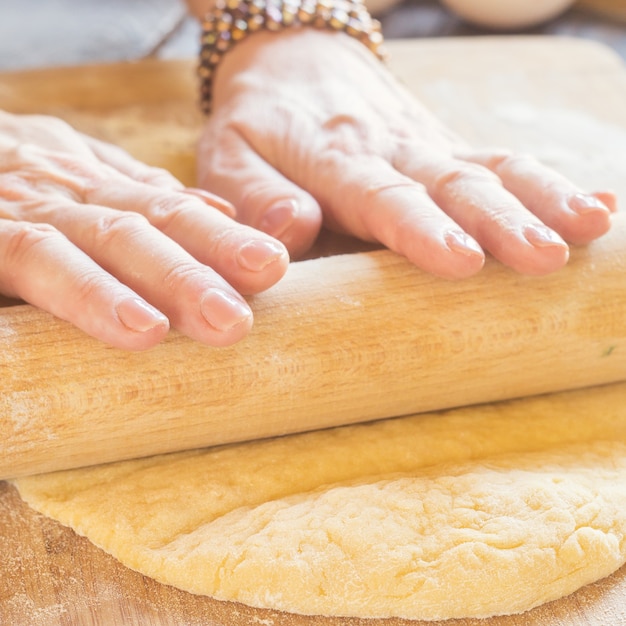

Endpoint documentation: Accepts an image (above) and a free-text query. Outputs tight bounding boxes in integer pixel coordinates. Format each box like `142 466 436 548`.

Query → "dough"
14 382 626 621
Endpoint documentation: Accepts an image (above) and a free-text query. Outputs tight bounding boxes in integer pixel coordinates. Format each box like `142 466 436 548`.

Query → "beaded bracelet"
198 0 388 114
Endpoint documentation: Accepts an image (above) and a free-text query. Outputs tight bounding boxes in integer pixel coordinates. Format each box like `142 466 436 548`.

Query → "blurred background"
0 0 625 72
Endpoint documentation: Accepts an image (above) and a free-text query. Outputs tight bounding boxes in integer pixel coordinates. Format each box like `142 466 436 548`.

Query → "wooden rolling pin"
2 214 626 479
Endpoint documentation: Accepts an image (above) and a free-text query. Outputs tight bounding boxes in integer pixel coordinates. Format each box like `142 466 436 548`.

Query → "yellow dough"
14 382 626 621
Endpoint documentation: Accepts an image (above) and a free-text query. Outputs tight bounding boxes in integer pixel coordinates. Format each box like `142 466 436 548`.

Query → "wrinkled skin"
198 29 615 278
0 112 288 350
0 30 616 350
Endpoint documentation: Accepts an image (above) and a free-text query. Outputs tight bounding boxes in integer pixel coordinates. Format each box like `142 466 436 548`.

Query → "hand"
0 112 288 349
197 29 616 278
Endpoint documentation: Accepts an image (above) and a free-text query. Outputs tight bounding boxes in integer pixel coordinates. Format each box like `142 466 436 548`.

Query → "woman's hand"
0 112 288 350
197 29 616 278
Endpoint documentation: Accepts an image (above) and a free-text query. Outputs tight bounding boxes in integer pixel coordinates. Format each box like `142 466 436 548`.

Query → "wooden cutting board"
2 36 626 625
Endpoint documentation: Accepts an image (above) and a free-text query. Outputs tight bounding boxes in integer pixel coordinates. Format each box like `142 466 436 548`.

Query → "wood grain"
3 220 626 479
2 37 626 624
3 37 626 479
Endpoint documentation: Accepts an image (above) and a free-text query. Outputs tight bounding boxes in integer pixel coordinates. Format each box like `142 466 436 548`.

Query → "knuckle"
1 221 62 268
431 162 499 198
46 153 102 195
0 172 36 203
493 152 538 175
1 148 102 203
141 194 193 232
321 114 369 145
160 260 205 293
321 113 364 131
463 147 514 165
467 149 538 175
112 154 176 187
87 211 151 248
140 166 178 187
363 179 426 204
0 221 65 295
198 127 252 189
238 182 289 213
69 268 111 307
10 114 77 142
27 113 74 134
319 115 384 159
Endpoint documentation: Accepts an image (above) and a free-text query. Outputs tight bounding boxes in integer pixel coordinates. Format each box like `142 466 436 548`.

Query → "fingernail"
116 298 169 333
184 188 236 218
523 224 568 248
445 230 484 257
200 289 252 332
568 193 610 215
237 239 288 272
258 199 298 238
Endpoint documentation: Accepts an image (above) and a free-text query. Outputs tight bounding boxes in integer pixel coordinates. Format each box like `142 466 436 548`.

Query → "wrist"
198 0 387 114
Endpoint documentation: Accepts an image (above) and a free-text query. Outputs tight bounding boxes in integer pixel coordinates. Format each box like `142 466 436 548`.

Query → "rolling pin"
2 213 626 479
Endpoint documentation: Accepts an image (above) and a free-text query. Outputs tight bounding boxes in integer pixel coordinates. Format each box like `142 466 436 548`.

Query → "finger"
81 177 289 296
0 113 94 157
463 150 613 245
593 190 618 213
197 125 323 259
26 201 255 347
306 152 485 279
82 135 181 187
0 147 278 298
183 187 237 219
1 147 286 302
399 155 570 276
0 219 169 351
83 135 236 217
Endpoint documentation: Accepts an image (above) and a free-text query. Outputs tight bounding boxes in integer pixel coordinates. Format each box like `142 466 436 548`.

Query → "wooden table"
2 34 626 626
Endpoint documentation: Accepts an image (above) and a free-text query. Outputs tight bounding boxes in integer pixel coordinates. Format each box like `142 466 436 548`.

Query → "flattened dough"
14 382 626 621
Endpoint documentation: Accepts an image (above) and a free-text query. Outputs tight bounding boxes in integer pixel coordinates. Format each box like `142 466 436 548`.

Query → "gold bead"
329 8 349 29
232 18 249 38
201 31 218 46
282 7 297 25
216 13 233 30
248 13 264 29
297 4 315 22
198 65 212 79
215 32 232 51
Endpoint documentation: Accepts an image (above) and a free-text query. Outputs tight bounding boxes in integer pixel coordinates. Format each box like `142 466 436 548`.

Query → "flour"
491 103 626 188
14 383 626 621
420 76 626 196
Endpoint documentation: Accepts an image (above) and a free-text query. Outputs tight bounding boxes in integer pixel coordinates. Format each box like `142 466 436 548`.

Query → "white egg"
440 0 576 29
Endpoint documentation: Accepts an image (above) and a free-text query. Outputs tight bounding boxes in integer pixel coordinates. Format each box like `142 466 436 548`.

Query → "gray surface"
0 0 624 72
382 1 626 58
0 0 187 70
